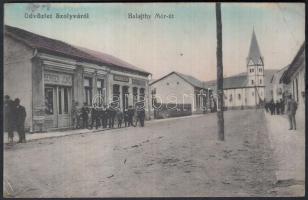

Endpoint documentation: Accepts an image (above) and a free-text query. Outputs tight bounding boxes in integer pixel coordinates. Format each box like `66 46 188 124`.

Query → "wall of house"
151 73 196 111
4 35 33 131
224 88 246 108
290 60 305 130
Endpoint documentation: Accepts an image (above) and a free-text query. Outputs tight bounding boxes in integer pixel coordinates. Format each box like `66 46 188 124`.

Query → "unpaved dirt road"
4 110 277 197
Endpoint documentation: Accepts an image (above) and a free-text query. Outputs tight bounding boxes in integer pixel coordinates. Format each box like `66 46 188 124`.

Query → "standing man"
124 109 129 127
4 95 14 144
14 98 27 143
128 106 135 127
71 101 79 129
101 105 108 128
135 105 146 127
286 95 298 130
81 103 89 129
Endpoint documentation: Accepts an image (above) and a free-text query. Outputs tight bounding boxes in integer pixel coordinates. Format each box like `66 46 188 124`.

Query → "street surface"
3 109 300 197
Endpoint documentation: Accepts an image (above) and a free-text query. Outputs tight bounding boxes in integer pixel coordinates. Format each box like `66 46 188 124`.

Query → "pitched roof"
270 66 289 84
203 69 278 91
175 72 205 88
150 71 206 89
76 47 150 74
5 25 150 75
280 42 305 84
247 29 263 66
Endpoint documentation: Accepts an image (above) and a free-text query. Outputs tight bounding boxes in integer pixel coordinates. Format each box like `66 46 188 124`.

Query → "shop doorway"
44 85 72 129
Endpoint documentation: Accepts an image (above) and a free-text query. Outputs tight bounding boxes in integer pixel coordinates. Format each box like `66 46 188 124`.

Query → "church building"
205 30 271 109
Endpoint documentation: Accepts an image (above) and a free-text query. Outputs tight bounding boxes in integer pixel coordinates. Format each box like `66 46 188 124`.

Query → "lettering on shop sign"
44 72 72 86
132 79 146 86
113 75 129 82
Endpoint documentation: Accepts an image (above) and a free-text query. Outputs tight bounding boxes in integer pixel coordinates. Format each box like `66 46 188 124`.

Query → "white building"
150 71 211 114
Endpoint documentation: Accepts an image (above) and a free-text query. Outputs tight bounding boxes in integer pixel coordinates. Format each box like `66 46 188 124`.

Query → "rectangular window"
64 87 68 114
251 80 254 85
58 88 62 114
133 87 138 106
84 77 92 106
45 87 54 115
238 94 241 100
113 84 120 102
97 79 104 106
260 79 262 84
139 88 145 101
295 78 299 102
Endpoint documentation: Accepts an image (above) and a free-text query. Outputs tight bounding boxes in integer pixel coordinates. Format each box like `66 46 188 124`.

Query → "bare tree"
216 2 224 141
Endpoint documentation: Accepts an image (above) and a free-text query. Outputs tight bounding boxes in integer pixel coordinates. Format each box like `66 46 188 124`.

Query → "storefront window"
133 87 138 106
97 79 104 106
45 87 54 115
64 87 68 114
139 88 145 101
58 89 62 114
84 77 92 106
113 84 120 102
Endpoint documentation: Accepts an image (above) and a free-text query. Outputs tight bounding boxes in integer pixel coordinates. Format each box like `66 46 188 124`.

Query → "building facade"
4 25 151 132
280 42 305 130
150 71 211 114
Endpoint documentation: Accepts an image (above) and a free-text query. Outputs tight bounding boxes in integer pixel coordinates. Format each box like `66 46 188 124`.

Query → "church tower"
247 29 264 88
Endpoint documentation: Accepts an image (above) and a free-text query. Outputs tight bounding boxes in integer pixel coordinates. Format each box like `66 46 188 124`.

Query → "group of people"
4 95 27 144
265 95 298 130
265 98 285 115
71 102 146 130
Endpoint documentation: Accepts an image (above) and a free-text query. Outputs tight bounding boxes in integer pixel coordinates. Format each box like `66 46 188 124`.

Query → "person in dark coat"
280 98 285 115
128 106 135 127
124 109 129 127
286 95 298 130
81 103 89 129
4 95 15 144
13 98 27 143
101 105 108 128
135 105 146 127
269 99 275 115
90 104 100 129
116 110 123 128
107 105 116 128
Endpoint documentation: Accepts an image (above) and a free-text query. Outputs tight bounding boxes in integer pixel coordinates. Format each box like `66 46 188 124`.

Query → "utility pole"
216 2 224 141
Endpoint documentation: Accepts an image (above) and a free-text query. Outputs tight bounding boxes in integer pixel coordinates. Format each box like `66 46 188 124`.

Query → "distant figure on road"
275 100 280 115
4 95 15 144
13 98 27 143
269 99 275 115
280 98 285 114
286 95 298 130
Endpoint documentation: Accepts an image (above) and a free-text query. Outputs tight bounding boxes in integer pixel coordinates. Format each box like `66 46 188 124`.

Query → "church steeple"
247 29 263 66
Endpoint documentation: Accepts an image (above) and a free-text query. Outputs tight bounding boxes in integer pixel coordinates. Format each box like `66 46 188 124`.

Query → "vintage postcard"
3 2 305 198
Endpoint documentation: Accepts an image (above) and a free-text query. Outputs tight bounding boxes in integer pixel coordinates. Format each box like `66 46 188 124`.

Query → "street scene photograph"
3 2 305 198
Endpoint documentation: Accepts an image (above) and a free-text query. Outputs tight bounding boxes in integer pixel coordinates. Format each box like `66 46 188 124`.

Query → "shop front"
44 71 73 130
109 73 149 113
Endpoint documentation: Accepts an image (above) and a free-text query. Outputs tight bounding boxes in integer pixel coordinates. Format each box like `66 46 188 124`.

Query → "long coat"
14 105 27 127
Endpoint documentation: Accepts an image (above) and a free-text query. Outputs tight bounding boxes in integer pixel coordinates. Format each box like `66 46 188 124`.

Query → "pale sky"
4 3 305 81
